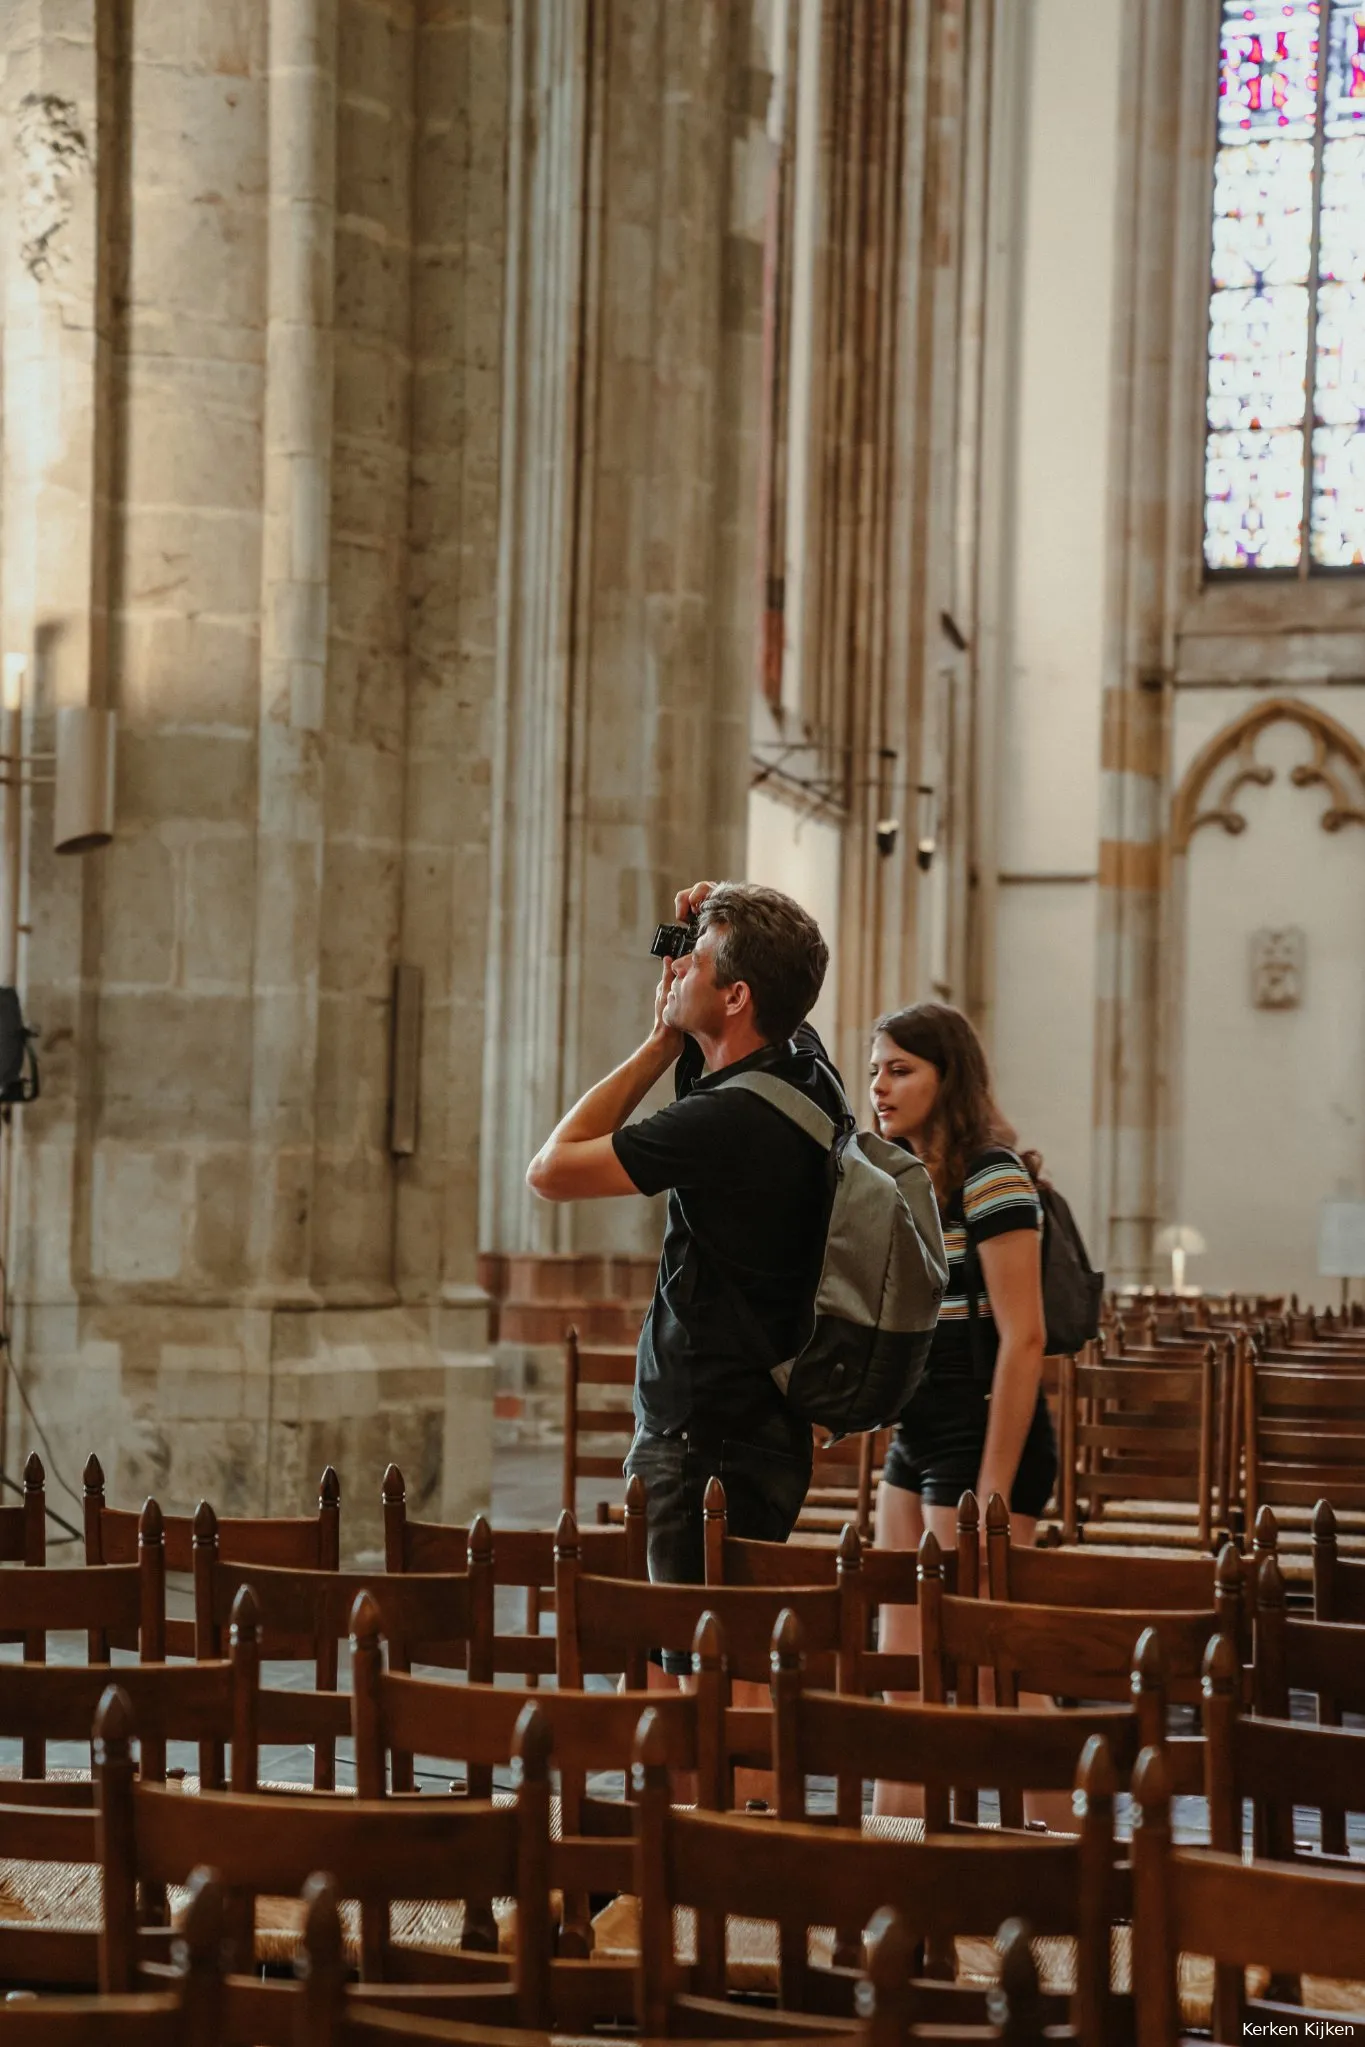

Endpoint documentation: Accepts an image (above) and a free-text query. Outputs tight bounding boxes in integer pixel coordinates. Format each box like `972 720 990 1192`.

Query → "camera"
650 917 698 961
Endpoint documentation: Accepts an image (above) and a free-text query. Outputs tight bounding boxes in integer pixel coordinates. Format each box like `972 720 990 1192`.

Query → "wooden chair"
350 1594 741 2026
1203 1628 1365 1879
1243 1361 1365 1526
83 1455 340 1658
1131 1743 1365 2046
0 1868 225 2046
633 1704 1114 2040
192 1501 494 1790
1312 1496 1365 1620
1098 1331 1241 1537
982 1491 1263 1661
0 1502 168 1778
562 1329 636 1522
554 1507 855 1698
1058 1351 1218 1550
1252 1551 1365 1861
919 1529 1241 1800
382 1465 646 1684
770 1606 1150 1834
94 1684 554 2031
0 1587 261 1990
794 1430 885 1542
702 1481 968 1697
0 1451 49 1776
294 1878 1058 2046
768 1606 1143 2018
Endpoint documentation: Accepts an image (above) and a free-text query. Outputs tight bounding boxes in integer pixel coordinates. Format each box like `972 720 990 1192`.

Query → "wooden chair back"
1244 1360 1365 1520
554 1508 853 1692
0 1503 167 1783
382 1466 646 1683
0 1452 49 1776
291 1882 1058 2046
350 1595 735 2021
920 1530 1236 1798
0 1596 258 1992
1058 1351 1217 1547
632 1705 1116 2039
1203 1628 1365 1879
561 1330 636 1521
94 1684 554 2030
702 1475 845 1587
84 1456 340 1657
0 1869 225 2045
795 1429 884 1541
193 1504 494 1789
1131 1743 1365 2045
982 1491 1260 1659
1311 1496 1365 1622
698 1481 973 1697
1253 1552 1365 1718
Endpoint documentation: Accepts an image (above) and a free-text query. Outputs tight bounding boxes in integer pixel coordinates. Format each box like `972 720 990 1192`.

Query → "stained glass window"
1205 1 1365 571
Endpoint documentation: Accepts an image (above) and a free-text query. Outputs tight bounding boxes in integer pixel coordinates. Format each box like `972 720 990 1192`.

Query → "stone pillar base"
4 1300 493 1559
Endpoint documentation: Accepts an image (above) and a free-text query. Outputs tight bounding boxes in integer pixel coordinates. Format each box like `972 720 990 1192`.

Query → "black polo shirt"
611 1027 847 1436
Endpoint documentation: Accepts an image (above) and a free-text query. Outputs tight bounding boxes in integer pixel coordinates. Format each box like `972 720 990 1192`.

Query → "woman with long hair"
868 1002 1057 1813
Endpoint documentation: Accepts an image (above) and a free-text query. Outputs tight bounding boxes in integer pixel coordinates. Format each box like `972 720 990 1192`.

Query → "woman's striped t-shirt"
929 1145 1042 1373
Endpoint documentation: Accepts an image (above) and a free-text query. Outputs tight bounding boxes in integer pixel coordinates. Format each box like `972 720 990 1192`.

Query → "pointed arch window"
1204 2 1365 572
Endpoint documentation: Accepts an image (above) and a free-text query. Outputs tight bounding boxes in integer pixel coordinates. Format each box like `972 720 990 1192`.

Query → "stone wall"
0 0 509 1551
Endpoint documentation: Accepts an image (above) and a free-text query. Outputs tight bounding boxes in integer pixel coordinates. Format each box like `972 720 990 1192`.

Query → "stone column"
1091 0 1212 1281
246 0 336 1304
481 0 756 1309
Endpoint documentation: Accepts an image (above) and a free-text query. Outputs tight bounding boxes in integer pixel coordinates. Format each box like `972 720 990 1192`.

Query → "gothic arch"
1170 697 1365 853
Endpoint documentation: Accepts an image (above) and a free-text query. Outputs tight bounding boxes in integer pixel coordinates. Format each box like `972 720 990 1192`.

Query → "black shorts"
880 1366 1057 1517
624 1413 812 1673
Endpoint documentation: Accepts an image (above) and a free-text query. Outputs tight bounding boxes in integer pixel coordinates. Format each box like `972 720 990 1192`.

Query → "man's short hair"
697 883 829 1044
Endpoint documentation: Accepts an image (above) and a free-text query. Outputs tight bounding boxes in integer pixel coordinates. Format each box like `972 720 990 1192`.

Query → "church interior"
0 0 1362 2038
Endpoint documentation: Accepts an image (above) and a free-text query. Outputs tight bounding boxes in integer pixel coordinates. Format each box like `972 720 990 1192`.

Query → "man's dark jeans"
624 1412 813 1675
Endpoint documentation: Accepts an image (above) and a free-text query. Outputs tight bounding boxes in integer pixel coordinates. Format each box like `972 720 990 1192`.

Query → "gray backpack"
714 1068 948 1437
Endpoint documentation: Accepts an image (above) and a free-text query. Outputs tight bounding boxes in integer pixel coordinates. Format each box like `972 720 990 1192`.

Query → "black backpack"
963 1168 1102 1367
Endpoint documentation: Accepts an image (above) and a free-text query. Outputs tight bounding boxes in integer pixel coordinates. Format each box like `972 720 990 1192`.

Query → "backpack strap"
712 1069 843 1151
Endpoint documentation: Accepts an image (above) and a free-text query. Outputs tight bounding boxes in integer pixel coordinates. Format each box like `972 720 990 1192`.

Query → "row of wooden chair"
0 1870 1054 2047
11 1628 1363 2047
1060 1316 1365 1552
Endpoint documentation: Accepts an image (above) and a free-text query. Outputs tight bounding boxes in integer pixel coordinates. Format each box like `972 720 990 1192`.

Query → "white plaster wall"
746 787 840 1050
1173 689 1365 1298
990 0 1123 1230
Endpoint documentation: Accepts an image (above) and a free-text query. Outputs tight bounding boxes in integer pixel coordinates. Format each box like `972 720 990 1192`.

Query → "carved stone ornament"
1171 698 1365 852
1251 926 1304 1010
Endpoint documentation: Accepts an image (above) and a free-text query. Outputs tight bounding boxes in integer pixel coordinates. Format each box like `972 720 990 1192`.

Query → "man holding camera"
526 881 841 1638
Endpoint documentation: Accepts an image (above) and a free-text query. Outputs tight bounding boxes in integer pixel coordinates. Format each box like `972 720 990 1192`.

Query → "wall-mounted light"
874 817 899 858
53 705 116 853
916 783 936 872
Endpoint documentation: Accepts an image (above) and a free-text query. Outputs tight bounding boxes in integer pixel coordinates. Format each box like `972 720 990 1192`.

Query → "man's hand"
675 880 717 920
